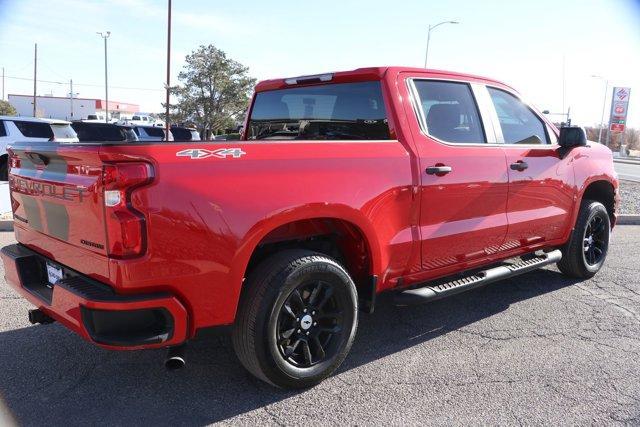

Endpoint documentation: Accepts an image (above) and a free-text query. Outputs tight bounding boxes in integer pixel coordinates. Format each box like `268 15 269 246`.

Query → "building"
7 94 139 121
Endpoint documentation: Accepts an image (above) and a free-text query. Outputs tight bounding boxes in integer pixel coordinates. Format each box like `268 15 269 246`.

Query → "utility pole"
69 79 74 120
33 43 37 117
97 31 111 123
165 0 172 141
562 55 566 119
2 67 5 101
591 75 609 144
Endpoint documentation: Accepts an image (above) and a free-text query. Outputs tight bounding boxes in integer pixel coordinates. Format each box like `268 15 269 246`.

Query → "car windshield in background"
248 81 390 140
13 121 54 139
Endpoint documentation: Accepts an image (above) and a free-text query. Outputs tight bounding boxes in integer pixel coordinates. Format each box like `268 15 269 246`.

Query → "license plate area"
46 262 63 288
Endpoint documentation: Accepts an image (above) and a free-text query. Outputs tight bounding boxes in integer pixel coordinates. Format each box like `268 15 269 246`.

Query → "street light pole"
97 31 111 123
165 0 172 142
592 75 608 144
424 20 459 68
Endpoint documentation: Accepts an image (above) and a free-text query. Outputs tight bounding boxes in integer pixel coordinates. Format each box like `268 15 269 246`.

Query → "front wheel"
557 200 610 279
232 250 358 389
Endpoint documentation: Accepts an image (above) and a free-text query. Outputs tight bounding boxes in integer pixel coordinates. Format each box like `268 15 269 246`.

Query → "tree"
167 45 256 138
0 100 17 116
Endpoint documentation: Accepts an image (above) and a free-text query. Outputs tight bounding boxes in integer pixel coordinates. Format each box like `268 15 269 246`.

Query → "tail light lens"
102 162 154 258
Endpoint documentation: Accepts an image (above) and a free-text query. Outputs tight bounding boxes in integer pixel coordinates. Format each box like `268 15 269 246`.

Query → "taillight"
102 162 154 258
8 150 20 170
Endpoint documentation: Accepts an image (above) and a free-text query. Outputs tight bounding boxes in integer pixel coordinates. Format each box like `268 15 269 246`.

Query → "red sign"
610 123 625 133
609 87 631 132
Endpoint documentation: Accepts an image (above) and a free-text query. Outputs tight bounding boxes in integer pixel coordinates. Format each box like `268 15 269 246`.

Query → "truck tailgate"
8 143 110 273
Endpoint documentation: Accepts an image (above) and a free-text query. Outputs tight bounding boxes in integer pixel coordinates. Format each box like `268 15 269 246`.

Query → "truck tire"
557 200 610 279
232 249 358 389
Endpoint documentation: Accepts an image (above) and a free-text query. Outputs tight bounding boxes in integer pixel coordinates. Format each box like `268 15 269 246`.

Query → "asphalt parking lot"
1 228 639 426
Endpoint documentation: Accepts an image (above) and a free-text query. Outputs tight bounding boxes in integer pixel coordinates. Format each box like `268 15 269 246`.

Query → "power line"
3 74 164 92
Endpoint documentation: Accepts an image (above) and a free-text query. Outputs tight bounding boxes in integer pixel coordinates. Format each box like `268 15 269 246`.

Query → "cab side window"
413 80 486 144
0 121 6 137
488 87 549 144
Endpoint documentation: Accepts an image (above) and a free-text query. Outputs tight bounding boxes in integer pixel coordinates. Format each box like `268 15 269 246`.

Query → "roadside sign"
610 123 625 132
608 87 631 133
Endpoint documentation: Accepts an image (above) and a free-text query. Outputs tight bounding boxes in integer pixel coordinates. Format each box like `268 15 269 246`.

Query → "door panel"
485 87 575 248
404 78 510 273
503 148 575 247
419 147 509 270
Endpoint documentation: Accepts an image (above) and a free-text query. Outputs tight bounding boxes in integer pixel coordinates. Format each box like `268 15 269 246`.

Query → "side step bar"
394 249 562 306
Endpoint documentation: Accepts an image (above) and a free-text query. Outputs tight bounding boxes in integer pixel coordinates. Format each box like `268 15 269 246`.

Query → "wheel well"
582 180 615 221
245 218 372 290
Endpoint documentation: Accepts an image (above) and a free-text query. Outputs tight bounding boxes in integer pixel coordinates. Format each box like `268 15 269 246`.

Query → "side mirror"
558 126 587 159
558 126 587 148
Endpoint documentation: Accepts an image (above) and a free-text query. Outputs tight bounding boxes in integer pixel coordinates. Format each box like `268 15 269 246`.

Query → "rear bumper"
1 243 188 350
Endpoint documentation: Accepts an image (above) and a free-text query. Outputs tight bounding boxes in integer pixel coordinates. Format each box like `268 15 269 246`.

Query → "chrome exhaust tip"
165 345 186 370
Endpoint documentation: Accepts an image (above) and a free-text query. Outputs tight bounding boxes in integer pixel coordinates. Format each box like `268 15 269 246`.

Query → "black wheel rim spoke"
290 290 305 310
282 303 297 320
276 279 346 368
312 335 326 360
302 340 313 365
280 327 296 340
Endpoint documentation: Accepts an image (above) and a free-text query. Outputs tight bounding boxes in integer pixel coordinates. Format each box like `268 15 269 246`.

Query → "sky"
0 0 639 128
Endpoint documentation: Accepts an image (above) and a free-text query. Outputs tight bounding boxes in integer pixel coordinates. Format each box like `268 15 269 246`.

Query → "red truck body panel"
2 67 619 350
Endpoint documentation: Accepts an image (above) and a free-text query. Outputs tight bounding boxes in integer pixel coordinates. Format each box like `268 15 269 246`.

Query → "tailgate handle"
26 152 50 166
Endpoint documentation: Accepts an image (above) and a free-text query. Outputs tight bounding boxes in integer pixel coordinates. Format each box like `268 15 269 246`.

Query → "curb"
617 215 640 225
614 159 640 166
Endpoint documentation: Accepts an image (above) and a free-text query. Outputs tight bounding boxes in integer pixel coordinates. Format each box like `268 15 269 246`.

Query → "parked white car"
40 119 79 143
84 114 118 124
0 116 54 180
120 114 165 128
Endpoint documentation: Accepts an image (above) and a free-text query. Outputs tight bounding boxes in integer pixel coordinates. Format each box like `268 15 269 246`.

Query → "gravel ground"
619 180 640 214
1 228 640 425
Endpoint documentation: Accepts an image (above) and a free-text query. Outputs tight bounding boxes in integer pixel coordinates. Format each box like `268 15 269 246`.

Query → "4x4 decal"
176 148 246 159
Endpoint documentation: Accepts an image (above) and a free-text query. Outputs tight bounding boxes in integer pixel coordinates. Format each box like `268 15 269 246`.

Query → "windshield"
247 81 390 140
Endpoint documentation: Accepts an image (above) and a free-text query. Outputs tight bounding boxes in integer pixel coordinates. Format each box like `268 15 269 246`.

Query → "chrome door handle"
510 161 528 171
425 165 452 175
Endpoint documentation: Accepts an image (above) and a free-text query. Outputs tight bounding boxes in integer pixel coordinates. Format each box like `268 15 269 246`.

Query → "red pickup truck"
2 67 619 389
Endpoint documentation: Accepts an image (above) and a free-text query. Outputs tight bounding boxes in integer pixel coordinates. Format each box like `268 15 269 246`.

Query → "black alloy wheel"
276 280 344 368
583 214 607 266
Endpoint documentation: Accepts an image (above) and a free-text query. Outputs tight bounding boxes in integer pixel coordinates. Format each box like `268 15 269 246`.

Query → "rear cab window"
411 80 486 144
248 81 391 140
13 120 54 139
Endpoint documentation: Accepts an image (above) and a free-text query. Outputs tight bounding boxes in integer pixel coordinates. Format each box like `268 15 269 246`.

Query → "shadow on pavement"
0 268 580 425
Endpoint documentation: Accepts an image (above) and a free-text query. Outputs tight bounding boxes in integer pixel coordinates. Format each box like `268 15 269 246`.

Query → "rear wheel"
557 200 610 279
232 250 358 388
